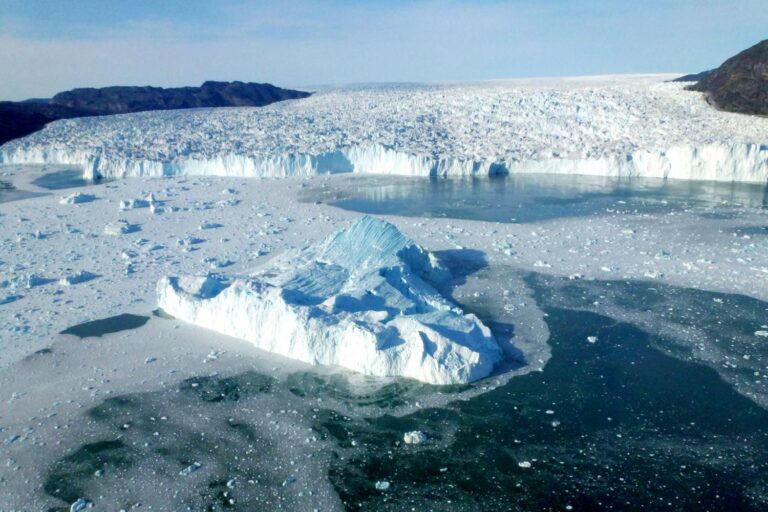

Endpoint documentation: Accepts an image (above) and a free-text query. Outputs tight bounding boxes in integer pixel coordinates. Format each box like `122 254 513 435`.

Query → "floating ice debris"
177 235 205 249
69 498 93 511
59 192 96 205
282 476 297 487
104 220 140 236
119 198 150 210
17 273 51 289
755 331 768 338
58 271 98 286
203 257 234 269
375 481 391 491
179 462 202 476
3 434 20 446
158 216 502 384
518 461 532 469
587 336 598 344
403 431 428 445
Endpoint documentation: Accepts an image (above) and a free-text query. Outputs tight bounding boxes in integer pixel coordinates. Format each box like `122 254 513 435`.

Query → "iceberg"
157 216 502 384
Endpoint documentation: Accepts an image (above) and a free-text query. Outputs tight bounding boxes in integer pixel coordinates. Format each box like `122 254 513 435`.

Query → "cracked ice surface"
158 216 502 385
2 76 767 181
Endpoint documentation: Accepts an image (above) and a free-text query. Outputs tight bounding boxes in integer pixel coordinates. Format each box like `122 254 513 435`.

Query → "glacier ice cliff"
2 76 767 182
157 216 502 384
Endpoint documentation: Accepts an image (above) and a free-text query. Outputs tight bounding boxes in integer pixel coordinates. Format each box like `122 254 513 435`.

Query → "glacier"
2 76 767 182
156 216 503 385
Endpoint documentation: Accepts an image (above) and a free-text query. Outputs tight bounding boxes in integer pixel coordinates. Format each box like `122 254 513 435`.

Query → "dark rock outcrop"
686 40 768 116
50 81 310 115
671 70 714 82
0 102 88 147
0 81 311 145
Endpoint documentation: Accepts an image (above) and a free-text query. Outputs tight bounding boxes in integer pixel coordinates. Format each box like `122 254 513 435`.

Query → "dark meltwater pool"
32 274 768 511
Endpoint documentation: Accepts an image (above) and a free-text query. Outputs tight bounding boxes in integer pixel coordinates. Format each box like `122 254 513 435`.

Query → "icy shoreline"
2 76 766 183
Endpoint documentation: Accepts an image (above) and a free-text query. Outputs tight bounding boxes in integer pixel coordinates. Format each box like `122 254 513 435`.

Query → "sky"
0 0 766 100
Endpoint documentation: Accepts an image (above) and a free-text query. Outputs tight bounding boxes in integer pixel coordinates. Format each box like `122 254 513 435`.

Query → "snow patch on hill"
157 216 502 384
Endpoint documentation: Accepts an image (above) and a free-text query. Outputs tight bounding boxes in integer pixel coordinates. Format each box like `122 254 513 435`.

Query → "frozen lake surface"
1 167 768 510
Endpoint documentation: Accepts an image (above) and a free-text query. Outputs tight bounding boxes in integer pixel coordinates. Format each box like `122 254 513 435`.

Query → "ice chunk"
157 216 502 385
403 431 428 444
119 198 150 210
179 462 202 476
59 271 98 286
69 498 93 511
104 220 140 236
17 273 52 289
59 192 96 205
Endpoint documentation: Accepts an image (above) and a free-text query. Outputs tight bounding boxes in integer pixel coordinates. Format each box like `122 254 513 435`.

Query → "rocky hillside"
686 40 768 116
50 81 310 114
0 81 310 145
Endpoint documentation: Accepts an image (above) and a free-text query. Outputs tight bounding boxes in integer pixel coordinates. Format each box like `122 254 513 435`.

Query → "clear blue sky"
0 0 765 100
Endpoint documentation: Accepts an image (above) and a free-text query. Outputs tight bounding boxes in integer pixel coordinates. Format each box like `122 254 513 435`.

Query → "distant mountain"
0 81 311 145
685 40 768 116
671 69 714 82
50 81 310 114
0 102 90 148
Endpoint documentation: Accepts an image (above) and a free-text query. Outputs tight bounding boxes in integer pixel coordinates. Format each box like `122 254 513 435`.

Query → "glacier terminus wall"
1 76 767 183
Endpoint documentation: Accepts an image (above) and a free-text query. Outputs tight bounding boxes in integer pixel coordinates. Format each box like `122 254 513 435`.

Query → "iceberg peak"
157 216 502 384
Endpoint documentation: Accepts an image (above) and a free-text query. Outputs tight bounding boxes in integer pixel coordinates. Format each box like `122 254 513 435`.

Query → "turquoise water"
313 174 768 223
32 169 103 190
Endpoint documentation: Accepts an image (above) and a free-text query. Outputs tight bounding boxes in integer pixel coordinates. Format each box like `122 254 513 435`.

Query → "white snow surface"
2 76 767 182
157 216 502 384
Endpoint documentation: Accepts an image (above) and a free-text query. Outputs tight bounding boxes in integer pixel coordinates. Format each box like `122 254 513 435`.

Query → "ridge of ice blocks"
2 76 768 182
157 216 502 384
